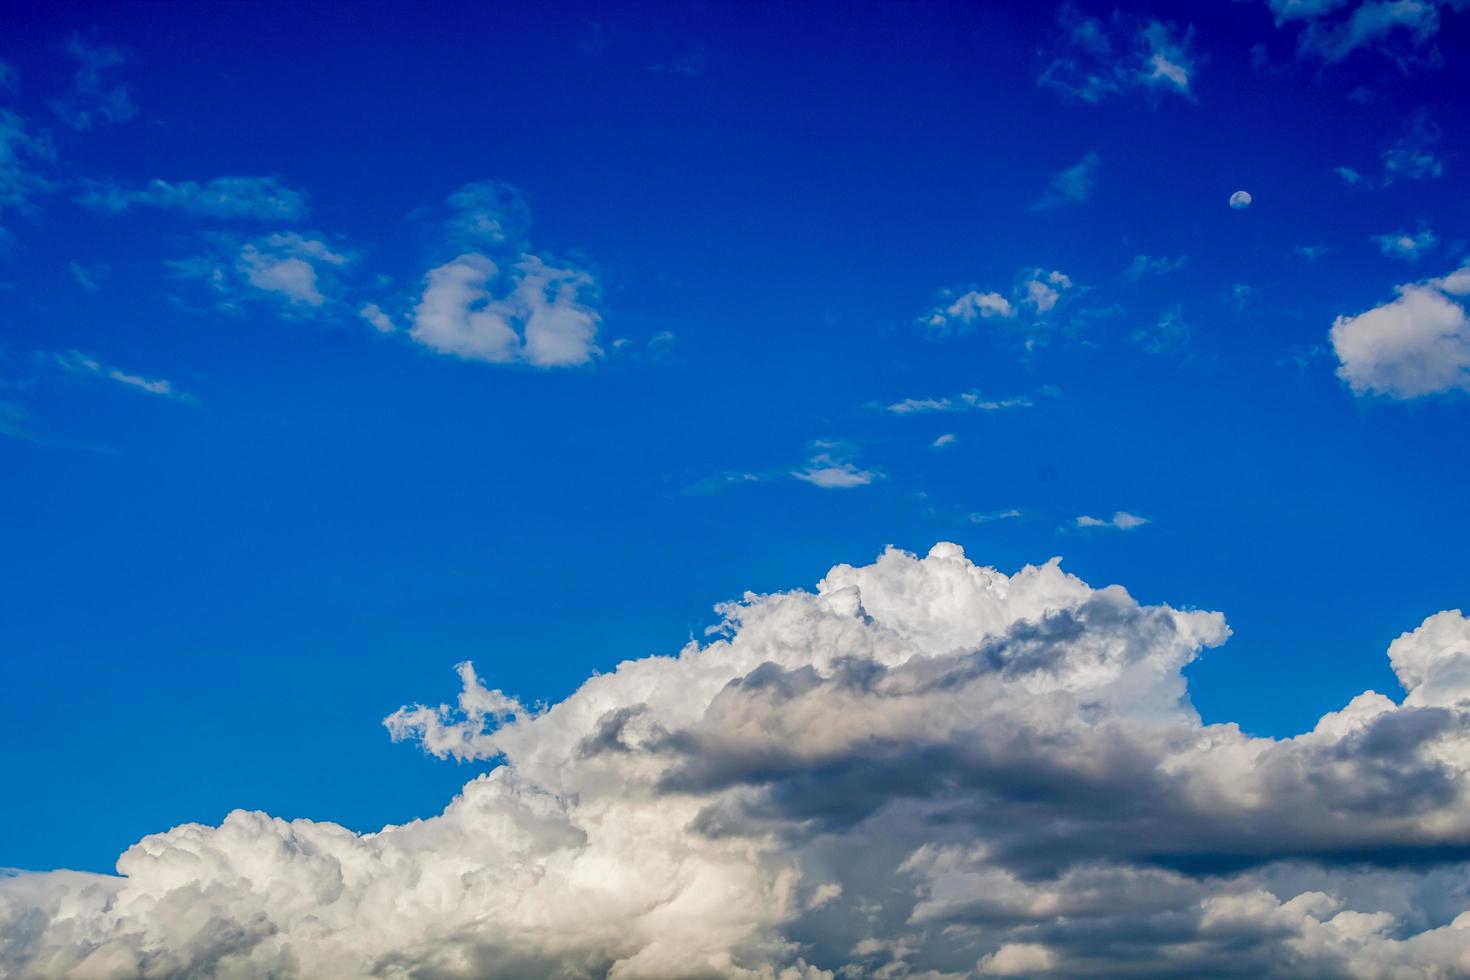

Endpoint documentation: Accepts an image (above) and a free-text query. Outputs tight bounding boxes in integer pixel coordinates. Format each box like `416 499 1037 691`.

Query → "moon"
1229 190 1252 210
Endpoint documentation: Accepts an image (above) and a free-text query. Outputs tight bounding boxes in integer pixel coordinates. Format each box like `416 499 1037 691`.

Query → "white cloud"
970 508 1022 523
792 455 877 489
409 252 601 368
78 176 307 221
920 289 1012 335
886 391 1032 415
172 232 351 312
1076 510 1149 530
1330 263 1470 398
931 433 957 449
1375 225 1437 261
1033 152 1100 210
358 303 396 334
7 544 1470 976
1039 6 1196 103
1133 305 1190 354
48 350 192 402
237 233 348 306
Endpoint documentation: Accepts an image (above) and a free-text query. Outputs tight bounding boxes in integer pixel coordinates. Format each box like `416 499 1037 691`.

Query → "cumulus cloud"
1330 263 1470 398
1039 5 1196 103
78 176 308 222
50 36 136 131
410 253 601 367
1375 225 1437 261
402 183 603 368
47 350 192 402
792 444 877 489
922 270 1077 353
358 302 396 334
172 232 351 312
6 544 1470 977
1032 152 1100 210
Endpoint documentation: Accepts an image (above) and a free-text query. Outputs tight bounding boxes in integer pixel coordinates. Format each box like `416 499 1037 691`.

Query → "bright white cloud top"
4 544 1470 978
1331 262 1470 398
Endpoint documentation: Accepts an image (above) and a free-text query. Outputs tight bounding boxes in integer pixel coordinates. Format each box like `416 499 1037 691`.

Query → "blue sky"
2 0 1468 888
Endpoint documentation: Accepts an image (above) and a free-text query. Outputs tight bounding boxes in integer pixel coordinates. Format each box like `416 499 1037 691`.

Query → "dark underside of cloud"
4 544 1470 978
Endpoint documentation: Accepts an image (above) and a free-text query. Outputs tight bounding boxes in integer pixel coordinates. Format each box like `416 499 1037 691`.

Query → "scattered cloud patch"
1382 110 1442 184
78 176 307 222
50 36 136 131
1033 152 1100 210
1330 262 1470 397
1076 510 1149 529
1266 0 1455 65
932 433 957 449
171 232 351 312
920 289 1012 336
887 391 1032 415
1039 5 1196 104
1375 225 1437 262
1133 305 1190 353
0 110 55 220
1334 165 1368 187
1124 253 1187 280
970 508 1022 523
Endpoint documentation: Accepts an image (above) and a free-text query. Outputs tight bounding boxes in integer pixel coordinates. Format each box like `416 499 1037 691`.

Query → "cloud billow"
4 544 1470 977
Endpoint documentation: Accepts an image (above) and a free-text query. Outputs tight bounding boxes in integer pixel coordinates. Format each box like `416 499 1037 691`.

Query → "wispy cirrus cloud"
50 36 136 131
886 391 1033 415
1039 4 1196 104
46 350 194 403
78 176 308 222
1033 152 1100 210
1076 510 1149 529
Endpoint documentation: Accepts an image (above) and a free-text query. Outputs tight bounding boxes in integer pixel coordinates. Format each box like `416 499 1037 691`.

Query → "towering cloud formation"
4 545 1470 977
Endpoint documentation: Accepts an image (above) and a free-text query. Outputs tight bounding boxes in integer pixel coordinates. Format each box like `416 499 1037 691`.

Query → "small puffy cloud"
1124 253 1187 280
1329 263 1470 398
1375 225 1437 262
793 443 878 488
1229 190 1253 210
1334 165 1368 187
410 253 601 368
1039 5 1196 103
1382 110 1442 184
47 350 193 402
1020 268 1073 313
358 303 395 334
931 433 957 448
887 391 1032 415
78 176 307 222
10 544 1470 975
237 233 348 306
50 35 136 131
920 289 1012 335
1033 152 1100 210
1077 510 1149 529
171 232 351 312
